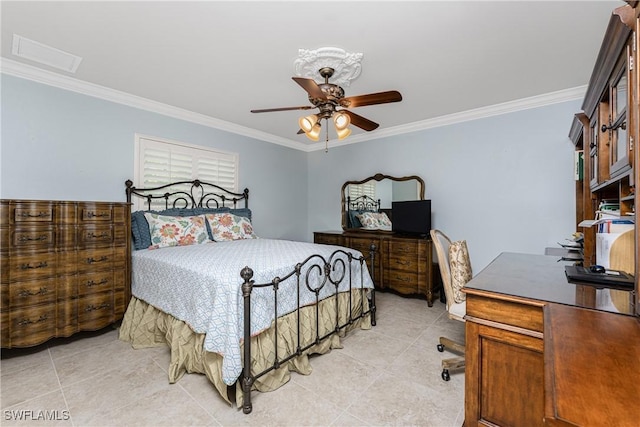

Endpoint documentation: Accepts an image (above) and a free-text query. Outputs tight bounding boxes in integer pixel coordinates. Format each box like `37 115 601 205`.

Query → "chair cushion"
448 240 472 303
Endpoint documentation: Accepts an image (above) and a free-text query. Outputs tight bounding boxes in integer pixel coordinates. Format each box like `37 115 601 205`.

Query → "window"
134 134 239 210
348 182 376 200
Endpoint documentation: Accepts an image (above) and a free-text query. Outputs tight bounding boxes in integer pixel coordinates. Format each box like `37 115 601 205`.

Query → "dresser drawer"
78 225 114 246
347 237 379 255
80 204 113 222
387 254 420 273
10 305 57 347
9 278 57 308
314 233 342 246
76 247 117 272
386 270 419 294
387 240 426 256
78 292 115 329
77 271 116 297
12 202 54 224
11 227 55 249
9 253 58 282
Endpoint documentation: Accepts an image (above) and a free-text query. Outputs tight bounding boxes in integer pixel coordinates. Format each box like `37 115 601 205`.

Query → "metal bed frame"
125 179 376 414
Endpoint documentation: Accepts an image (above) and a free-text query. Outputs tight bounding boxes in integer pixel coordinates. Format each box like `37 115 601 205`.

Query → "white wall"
0 75 309 242
307 101 580 272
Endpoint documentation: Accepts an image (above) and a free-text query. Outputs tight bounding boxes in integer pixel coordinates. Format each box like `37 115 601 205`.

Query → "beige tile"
330 411 371 426
345 372 461 427
62 359 171 425
1 346 52 374
337 329 411 370
79 384 218 427
48 327 120 361
1 353 60 409
1 390 71 427
213 381 343 426
53 337 152 387
291 350 381 408
176 370 234 417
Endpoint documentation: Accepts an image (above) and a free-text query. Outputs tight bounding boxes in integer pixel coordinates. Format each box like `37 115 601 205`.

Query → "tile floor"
0 292 465 427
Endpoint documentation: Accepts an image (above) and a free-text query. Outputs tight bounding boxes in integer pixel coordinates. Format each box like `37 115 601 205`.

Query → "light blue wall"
1 74 579 271
0 75 308 241
307 101 579 272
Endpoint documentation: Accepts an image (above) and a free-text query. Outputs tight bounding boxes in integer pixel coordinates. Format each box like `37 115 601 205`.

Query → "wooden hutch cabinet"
0 199 131 348
464 4 640 426
571 4 638 274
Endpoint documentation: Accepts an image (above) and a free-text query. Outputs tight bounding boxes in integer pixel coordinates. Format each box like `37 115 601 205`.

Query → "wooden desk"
464 252 639 427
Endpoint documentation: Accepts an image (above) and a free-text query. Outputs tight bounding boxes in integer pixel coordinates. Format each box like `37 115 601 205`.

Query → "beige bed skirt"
118 290 371 407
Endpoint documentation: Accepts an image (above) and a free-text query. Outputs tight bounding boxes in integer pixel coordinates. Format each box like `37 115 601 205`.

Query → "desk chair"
430 229 467 381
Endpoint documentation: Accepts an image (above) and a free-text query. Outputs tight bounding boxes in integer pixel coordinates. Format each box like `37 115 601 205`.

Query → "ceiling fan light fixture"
333 112 350 130
299 114 318 133
305 122 322 141
336 126 352 140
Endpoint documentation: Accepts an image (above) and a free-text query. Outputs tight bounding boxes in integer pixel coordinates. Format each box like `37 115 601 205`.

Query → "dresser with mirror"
314 173 441 306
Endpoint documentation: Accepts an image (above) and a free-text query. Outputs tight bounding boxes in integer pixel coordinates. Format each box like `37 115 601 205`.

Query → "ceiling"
0 1 623 151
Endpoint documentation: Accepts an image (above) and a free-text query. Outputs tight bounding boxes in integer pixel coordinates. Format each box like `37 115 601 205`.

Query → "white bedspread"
131 238 374 385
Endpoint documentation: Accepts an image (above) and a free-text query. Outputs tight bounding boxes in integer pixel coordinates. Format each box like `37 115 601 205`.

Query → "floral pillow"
205 213 257 241
448 240 472 303
357 212 392 229
374 212 392 228
144 213 210 249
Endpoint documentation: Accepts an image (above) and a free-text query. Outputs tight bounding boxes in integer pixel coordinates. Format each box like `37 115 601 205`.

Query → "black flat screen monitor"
392 200 431 236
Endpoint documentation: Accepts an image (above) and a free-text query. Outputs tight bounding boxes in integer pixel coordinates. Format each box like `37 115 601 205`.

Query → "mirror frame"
341 173 425 230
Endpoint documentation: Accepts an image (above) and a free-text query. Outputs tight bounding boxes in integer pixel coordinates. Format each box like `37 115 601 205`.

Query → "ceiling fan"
250 67 402 141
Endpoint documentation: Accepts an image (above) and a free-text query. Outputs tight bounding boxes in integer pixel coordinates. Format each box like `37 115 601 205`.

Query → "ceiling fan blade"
340 90 402 108
292 77 327 100
297 129 304 134
251 105 315 113
343 110 379 131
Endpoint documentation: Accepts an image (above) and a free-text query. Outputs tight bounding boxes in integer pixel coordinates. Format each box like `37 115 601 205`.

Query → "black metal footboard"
239 245 376 414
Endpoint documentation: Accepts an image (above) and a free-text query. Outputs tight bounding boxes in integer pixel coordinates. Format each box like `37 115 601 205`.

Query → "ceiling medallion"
293 47 363 87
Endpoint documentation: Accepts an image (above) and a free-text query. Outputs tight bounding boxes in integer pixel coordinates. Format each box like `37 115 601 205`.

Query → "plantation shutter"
135 135 238 210
348 182 376 200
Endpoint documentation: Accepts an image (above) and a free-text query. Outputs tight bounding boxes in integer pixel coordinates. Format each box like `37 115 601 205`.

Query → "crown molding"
0 58 306 151
305 85 587 152
2 58 585 154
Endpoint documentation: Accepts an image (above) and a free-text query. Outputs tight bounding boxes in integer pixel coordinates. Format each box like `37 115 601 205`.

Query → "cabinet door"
465 321 544 427
607 50 631 178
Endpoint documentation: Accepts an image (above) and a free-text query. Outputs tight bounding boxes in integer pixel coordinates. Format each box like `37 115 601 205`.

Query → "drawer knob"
18 234 49 242
85 303 111 312
18 287 49 297
86 256 108 264
86 279 109 288
86 211 109 218
19 211 49 218
88 232 110 240
20 261 48 270
395 260 411 266
17 314 49 326
395 276 411 282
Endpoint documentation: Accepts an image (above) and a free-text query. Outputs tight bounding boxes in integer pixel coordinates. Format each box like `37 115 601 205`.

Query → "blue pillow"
131 207 251 250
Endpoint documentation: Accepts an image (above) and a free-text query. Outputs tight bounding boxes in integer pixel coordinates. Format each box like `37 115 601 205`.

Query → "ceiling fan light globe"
306 122 321 141
299 114 318 133
333 112 350 130
336 127 351 140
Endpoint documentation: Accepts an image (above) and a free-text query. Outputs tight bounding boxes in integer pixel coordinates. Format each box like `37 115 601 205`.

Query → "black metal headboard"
347 195 380 212
125 179 249 210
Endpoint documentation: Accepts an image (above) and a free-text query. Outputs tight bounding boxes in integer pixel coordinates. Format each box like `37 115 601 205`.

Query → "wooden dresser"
0 199 131 348
314 230 439 306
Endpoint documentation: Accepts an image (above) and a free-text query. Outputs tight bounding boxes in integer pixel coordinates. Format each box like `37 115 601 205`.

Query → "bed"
346 194 392 231
118 179 377 414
